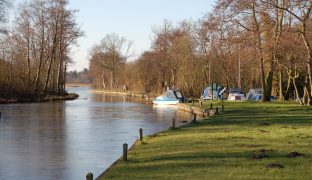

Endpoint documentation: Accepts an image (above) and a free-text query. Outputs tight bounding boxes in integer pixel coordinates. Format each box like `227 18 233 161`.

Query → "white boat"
153 89 185 105
228 88 246 101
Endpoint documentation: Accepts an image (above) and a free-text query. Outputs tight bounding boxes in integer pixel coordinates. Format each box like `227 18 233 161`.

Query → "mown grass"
100 101 312 180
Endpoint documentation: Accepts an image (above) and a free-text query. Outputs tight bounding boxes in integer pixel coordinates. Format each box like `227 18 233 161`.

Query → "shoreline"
92 89 147 97
65 83 92 87
0 93 79 104
0 83 90 104
91 89 156 104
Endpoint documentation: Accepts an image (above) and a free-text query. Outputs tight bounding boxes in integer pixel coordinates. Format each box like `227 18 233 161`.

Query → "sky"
13 0 216 71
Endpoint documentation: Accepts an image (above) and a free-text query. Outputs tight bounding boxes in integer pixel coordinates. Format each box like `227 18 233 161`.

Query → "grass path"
100 101 312 180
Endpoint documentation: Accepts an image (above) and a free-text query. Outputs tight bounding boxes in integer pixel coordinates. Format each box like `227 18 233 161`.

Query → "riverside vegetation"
100 101 312 180
0 0 82 102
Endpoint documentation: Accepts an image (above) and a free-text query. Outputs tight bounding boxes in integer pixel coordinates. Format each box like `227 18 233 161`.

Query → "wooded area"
89 0 312 105
1 0 312 105
0 0 82 99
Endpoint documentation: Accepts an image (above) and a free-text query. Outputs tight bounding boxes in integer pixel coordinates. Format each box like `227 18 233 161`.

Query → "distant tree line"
66 68 91 84
0 0 82 99
89 0 312 105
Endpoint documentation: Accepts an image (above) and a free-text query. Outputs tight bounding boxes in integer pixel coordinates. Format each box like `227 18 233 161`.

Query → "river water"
0 87 191 180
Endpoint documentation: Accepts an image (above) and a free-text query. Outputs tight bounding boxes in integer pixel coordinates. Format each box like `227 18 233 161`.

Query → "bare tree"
89 33 132 90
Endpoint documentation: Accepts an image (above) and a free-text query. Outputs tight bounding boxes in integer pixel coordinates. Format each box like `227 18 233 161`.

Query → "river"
0 87 191 180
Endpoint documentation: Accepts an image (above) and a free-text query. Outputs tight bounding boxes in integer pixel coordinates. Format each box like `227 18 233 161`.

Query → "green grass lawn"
100 101 312 180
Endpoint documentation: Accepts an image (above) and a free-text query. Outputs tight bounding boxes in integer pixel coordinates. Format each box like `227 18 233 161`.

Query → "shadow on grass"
139 150 290 163
203 106 312 127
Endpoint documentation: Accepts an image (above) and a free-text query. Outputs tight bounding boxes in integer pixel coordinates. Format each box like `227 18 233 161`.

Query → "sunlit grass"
100 101 312 180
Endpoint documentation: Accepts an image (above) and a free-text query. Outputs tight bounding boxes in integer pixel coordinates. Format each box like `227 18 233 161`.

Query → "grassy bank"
100 101 312 180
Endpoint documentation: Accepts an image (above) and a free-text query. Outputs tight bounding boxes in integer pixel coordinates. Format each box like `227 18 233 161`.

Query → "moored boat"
153 89 185 105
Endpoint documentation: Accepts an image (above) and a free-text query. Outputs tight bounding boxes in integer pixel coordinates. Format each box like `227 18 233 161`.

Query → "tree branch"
260 0 303 21
235 19 253 31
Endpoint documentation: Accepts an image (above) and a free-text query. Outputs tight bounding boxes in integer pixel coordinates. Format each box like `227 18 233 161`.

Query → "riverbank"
99 101 312 179
0 93 79 104
91 89 157 101
65 82 92 87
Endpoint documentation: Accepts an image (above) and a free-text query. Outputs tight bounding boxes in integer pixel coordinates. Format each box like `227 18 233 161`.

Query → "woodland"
89 0 312 105
0 0 82 100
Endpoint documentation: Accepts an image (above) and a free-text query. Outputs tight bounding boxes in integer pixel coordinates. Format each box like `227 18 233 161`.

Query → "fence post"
172 118 176 129
139 128 143 141
86 173 93 180
123 143 128 161
210 103 213 110
192 113 197 123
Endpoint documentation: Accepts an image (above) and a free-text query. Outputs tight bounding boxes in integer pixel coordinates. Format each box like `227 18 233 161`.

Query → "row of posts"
123 128 143 162
86 103 224 179
200 101 224 112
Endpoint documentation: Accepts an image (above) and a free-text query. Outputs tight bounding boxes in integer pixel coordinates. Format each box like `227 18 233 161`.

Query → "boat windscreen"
167 91 177 99
175 91 183 98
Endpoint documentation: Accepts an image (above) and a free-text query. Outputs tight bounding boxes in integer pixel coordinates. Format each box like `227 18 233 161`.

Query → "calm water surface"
0 87 191 180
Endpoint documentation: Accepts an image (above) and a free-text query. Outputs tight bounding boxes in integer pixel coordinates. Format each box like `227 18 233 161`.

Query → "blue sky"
13 0 216 71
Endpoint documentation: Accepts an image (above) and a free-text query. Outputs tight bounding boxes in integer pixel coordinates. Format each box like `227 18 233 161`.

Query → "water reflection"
0 87 191 179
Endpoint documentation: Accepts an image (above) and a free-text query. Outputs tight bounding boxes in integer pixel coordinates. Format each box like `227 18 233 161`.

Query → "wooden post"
192 113 197 123
172 118 176 129
200 101 203 107
202 109 205 118
216 107 219 114
86 173 93 180
139 128 143 141
123 143 128 161
222 105 224 112
0 112 1 118
210 103 213 109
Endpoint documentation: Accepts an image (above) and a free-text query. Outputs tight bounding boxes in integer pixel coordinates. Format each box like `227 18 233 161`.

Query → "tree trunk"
43 22 58 96
279 70 284 100
57 40 64 95
301 22 312 105
35 28 45 97
252 3 267 102
265 70 274 101
293 77 303 105
284 70 291 100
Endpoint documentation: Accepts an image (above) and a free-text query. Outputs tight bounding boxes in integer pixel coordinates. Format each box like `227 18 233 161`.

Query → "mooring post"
123 143 128 161
139 128 143 141
172 118 176 129
207 108 210 117
86 173 93 180
192 113 197 123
